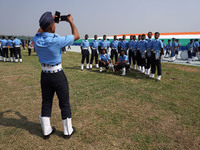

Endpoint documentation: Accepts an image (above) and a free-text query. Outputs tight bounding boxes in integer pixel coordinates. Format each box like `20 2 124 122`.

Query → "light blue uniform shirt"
99 40 109 49
140 40 147 51
110 40 119 49
187 43 194 51
119 54 129 64
132 40 137 50
163 43 166 48
177 42 181 50
128 40 133 49
152 39 163 51
90 40 99 49
107 41 110 47
119 40 128 50
1 39 8 47
147 39 154 50
33 32 74 65
136 40 141 50
99 53 110 63
172 41 178 50
13 38 22 46
7 39 13 48
194 41 199 51
81 40 90 49
166 43 172 49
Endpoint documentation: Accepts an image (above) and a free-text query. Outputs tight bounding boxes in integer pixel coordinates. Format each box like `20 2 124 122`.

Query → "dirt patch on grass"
167 64 200 73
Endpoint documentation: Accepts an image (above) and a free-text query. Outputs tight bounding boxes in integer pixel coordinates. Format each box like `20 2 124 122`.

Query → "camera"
54 11 69 23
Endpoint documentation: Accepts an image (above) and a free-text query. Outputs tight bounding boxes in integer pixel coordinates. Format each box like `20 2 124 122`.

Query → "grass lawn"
0 48 200 150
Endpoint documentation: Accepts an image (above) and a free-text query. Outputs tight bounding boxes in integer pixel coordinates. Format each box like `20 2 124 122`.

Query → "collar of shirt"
41 32 56 38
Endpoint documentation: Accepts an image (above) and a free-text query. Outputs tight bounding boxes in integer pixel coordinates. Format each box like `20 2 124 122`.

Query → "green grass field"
0 49 200 150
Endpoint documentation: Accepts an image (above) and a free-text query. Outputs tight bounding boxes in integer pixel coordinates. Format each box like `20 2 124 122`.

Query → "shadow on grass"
0 110 43 138
0 110 42 138
65 66 149 80
0 110 66 139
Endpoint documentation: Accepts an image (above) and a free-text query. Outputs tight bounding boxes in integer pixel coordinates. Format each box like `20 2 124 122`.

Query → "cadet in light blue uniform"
186 39 194 63
169 38 178 62
114 49 130 76
1 36 8 62
7 36 15 62
131 35 138 70
192 39 199 61
90 35 99 69
119 35 128 55
175 39 181 59
146 32 154 75
140 34 147 73
136 35 142 71
99 35 109 54
12 37 22 62
149 32 164 81
33 11 79 139
165 40 171 58
80 34 90 70
128 35 133 68
98 49 111 72
110 35 119 63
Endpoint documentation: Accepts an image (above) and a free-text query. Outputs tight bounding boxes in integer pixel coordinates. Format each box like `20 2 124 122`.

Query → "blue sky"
0 0 199 38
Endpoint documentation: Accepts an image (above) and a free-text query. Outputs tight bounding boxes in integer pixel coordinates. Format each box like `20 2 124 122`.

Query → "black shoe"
43 127 56 140
63 127 76 139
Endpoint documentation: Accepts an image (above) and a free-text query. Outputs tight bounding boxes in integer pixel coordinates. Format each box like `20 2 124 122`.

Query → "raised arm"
67 14 80 41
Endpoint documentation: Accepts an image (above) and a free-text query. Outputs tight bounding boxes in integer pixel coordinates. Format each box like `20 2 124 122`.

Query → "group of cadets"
166 38 182 62
164 38 199 64
80 32 164 81
186 39 199 63
0 36 23 63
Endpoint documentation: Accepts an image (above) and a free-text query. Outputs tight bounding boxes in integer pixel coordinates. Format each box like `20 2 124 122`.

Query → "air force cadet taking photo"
33 11 80 139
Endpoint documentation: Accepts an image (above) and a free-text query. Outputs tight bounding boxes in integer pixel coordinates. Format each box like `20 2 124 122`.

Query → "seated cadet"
114 50 130 76
99 49 111 72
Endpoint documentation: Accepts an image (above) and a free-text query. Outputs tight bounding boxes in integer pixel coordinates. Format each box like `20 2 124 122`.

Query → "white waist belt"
15 45 20 47
2 46 7 48
41 64 62 71
82 48 89 50
112 48 117 50
92 47 97 50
